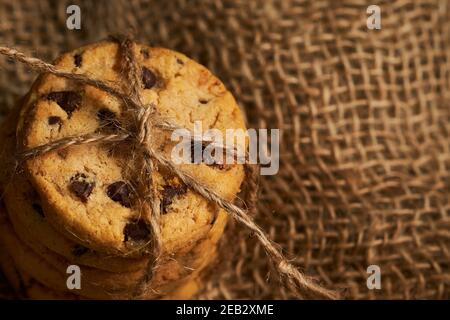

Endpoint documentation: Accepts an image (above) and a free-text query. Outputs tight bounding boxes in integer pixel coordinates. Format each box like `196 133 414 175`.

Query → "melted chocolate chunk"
72 245 89 257
46 91 82 116
161 184 188 214
69 173 95 202
199 99 209 104
193 140 229 168
31 203 45 218
142 67 157 89
207 148 229 169
97 108 116 121
124 219 150 242
74 53 82 67
96 108 117 129
190 140 209 164
106 181 132 208
48 116 62 125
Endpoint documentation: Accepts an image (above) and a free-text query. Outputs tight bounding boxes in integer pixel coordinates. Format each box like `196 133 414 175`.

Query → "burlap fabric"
0 0 449 300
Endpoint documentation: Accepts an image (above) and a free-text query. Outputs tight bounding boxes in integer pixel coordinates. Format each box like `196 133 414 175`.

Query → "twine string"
112 36 163 297
0 41 338 299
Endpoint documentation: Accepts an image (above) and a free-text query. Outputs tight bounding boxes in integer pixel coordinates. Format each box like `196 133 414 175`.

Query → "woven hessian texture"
0 0 449 299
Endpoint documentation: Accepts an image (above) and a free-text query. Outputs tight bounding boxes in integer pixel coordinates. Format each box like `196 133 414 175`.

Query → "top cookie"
18 41 246 255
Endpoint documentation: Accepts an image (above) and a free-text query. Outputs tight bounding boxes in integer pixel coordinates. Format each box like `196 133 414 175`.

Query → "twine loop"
135 106 154 147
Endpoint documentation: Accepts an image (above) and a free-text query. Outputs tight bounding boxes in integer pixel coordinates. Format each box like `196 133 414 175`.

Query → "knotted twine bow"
0 37 338 300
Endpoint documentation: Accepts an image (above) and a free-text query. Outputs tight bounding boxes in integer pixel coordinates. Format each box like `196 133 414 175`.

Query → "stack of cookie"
0 41 246 299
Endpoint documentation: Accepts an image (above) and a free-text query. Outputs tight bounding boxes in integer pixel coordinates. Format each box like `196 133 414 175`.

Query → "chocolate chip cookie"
0 102 149 273
18 40 246 256
0 208 124 299
0 210 225 299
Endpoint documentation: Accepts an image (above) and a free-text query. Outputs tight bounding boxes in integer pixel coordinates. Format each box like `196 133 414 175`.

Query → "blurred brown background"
0 0 449 299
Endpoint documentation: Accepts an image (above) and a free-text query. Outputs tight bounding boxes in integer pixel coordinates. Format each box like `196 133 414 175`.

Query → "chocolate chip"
96 108 117 129
72 245 89 257
141 49 150 59
31 203 44 218
190 140 209 164
142 67 157 89
106 181 132 208
124 219 150 242
199 99 209 104
48 116 62 125
196 141 229 168
74 53 82 67
46 91 82 116
161 184 187 214
206 148 229 169
69 173 95 202
176 58 184 65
